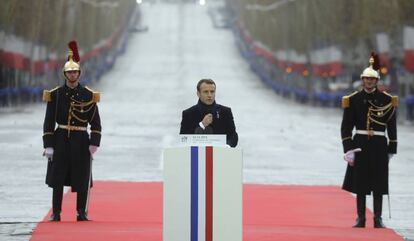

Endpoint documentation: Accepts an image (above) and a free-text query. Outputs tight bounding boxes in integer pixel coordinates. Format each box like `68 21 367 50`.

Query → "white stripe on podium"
198 147 206 241
213 148 243 241
163 147 191 241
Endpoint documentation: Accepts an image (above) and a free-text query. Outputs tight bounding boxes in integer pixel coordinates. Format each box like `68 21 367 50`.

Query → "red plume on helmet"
68 40 80 63
371 51 380 71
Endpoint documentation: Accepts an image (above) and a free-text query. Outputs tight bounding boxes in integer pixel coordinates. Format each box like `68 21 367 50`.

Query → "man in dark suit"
341 53 397 228
180 79 238 147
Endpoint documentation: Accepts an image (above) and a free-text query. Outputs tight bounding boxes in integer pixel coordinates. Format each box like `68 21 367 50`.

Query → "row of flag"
240 25 414 76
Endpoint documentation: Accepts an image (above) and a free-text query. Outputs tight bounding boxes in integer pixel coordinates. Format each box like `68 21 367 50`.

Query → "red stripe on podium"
205 146 213 241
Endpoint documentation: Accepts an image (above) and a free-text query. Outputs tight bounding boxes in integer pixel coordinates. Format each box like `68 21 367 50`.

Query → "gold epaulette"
42 86 59 102
341 96 349 108
392 96 399 107
85 86 101 103
92 92 100 102
383 91 399 107
341 91 358 108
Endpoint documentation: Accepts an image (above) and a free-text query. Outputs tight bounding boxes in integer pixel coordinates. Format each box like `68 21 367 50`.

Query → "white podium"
163 136 242 241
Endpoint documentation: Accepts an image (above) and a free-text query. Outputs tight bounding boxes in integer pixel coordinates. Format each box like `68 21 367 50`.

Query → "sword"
388 154 393 219
388 194 391 219
85 155 93 214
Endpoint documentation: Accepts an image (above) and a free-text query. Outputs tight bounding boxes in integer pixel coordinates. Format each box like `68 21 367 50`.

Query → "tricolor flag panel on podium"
163 146 242 241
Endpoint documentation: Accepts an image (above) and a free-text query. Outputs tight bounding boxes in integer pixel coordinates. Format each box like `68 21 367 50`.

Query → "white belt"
58 124 87 131
355 130 385 136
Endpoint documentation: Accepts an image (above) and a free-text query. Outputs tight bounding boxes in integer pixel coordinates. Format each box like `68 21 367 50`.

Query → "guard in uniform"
42 41 102 221
341 52 398 228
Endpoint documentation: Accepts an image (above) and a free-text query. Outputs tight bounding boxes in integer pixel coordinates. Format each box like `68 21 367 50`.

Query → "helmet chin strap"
64 72 80 88
362 77 378 93
64 70 81 82
67 79 78 83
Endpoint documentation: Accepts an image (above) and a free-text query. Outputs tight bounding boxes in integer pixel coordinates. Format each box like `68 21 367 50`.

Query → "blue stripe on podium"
191 146 198 241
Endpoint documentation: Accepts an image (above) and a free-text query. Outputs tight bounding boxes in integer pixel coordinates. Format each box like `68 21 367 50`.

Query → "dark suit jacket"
180 103 238 147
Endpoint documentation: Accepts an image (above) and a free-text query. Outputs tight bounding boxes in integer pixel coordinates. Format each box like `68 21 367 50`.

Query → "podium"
163 135 243 241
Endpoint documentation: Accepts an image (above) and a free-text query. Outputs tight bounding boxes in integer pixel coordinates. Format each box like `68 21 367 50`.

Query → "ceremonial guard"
341 53 398 228
42 41 102 221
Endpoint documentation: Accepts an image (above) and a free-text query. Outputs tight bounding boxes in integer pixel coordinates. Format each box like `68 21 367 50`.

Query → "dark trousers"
356 193 383 218
53 187 88 213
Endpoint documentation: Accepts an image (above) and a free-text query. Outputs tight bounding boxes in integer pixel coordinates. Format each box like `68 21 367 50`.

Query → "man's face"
197 83 216 105
65 70 80 83
362 77 378 91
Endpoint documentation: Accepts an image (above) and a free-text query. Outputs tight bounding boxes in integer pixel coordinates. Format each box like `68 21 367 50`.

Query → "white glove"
344 148 362 166
44 147 54 160
89 145 98 155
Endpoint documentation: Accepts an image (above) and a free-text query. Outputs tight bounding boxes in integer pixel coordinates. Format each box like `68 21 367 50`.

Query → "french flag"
404 26 414 72
376 32 390 69
191 146 213 241
163 146 242 241
310 46 343 77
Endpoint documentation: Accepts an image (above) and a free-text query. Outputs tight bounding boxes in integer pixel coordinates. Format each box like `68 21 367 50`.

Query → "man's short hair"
197 79 216 91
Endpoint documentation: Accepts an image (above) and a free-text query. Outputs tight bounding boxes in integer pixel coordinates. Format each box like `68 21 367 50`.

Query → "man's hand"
201 113 213 128
89 145 98 156
389 154 394 160
344 148 362 166
43 147 54 160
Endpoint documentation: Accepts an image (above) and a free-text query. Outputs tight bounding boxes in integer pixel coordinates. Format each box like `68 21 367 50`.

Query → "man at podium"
180 78 238 147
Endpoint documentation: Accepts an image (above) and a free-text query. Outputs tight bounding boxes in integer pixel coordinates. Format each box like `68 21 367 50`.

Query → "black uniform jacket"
42 83 102 192
340 89 397 195
180 100 238 147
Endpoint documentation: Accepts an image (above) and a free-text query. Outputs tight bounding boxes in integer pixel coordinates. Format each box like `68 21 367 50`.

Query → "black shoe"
49 213 61 222
352 217 366 228
77 211 89 221
374 217 386 228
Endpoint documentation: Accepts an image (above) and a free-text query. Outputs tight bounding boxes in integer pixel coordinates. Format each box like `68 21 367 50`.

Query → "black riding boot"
76 190 89 221
50 187 63 221
373 194 386 228
353 194 366 228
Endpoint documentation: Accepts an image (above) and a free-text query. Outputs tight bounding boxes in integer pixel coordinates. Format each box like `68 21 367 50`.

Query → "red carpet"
31 182 404 241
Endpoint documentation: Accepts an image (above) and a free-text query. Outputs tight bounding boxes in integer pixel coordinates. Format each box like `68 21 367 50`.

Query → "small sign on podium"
178 134 226 147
